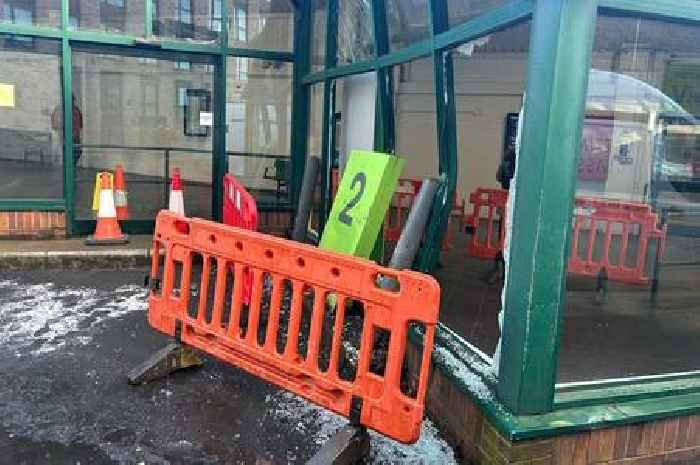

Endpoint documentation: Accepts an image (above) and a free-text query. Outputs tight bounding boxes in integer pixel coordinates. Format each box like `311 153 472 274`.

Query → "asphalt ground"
0 269 457 465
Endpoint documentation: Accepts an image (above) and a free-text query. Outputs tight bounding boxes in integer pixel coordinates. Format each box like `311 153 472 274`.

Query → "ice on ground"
265 391 457 465
0 279 146 355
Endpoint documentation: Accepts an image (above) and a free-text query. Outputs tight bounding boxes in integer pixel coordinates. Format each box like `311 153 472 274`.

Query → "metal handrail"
75 143 290 205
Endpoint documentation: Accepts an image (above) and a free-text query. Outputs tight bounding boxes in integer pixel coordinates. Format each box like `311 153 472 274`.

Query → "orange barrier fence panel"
464 188 508 259
569 197 666 285
148 211 441 444
462 187 667 286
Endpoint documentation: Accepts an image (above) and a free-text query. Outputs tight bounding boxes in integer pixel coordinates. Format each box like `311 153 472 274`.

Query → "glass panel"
0 36 63 199
69 0 145 36
72 49 215 220
386 0 430 52
0 0 62 28
447 0 509 28
226 57 292 205
227 0 293 51
337 0 374 64
310 0 326 72
558 16 700 382
432 22 530 359
153 0 223 42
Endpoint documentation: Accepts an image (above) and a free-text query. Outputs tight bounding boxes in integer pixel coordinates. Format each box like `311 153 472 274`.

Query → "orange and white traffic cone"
168 168 185 216
86 172 129 245
114 165 129 221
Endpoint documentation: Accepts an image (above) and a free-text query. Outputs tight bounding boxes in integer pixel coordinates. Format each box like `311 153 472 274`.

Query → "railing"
76 144 289 205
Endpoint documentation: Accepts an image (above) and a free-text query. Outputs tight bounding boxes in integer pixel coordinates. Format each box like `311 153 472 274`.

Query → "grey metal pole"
376 177 441 292
292 156 320 242
389 177 440 270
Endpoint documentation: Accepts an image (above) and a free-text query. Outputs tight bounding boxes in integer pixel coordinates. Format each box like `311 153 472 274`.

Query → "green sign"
320 151 404 258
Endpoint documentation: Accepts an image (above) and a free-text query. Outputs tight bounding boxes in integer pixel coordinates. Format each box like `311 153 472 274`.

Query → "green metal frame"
0 0 297 235
3 0 700 425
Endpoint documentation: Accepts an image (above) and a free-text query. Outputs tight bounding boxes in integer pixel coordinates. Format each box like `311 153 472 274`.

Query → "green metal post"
497 0 597 415
416 0 456 272
371 0 395 153
213 55 227 222
318 0 339 233
62 39 74 235
145 0 154 38
290 1 312 206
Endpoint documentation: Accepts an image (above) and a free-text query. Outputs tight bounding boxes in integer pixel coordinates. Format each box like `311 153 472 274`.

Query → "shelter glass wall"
0 0 62 28
72 49 215 220
153 0 223 42
337 0 374 65
310 0 326 72
0 36 63 199
68 0 145 36
227 0 294 51
226 57 292 203
558 14 700 383
386 0 430 52
447 0 510 28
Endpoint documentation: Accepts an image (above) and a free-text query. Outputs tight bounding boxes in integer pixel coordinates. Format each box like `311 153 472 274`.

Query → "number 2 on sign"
338 172 366 226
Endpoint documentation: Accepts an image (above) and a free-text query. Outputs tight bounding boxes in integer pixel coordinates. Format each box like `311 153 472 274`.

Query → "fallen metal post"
127 341 203 385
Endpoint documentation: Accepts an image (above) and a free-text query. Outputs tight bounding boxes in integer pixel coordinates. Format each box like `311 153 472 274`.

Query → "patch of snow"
0 280 146 356
265 391 457 464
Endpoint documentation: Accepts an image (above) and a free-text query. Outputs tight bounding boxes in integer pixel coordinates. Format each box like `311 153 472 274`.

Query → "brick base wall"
407 343 700 464
0 211 66 239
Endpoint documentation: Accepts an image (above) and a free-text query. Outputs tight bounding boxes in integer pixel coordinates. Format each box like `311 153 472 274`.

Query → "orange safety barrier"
464 188 508 259
569 197 667 285
223 174 258 304
148 211 440 444
384 179 423 243
463 188 667 286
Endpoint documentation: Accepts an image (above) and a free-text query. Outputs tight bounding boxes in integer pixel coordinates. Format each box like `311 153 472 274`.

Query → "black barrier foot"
306 425 370 465
127 342 203 385
595 267 608 305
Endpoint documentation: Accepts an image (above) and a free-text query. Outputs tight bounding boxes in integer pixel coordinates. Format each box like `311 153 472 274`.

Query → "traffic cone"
86 172 129 245
114 165 129 221
169 168 185 216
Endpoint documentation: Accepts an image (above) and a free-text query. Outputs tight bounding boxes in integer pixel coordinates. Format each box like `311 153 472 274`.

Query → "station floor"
435 221 700 383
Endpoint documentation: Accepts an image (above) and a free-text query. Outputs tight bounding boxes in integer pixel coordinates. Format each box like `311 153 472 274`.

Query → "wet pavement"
0 269 456 465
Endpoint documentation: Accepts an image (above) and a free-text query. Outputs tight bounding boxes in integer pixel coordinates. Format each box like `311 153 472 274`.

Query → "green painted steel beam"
416 0 456 272
496 0 598 415
0 200 66 211
318 0 339 233
145 0 153 38
599 0 700 21
0 22 62 38
432 0 533 50
301 1 534 85
62 37 75 235
371 0 394 154
224 48 295 61
289 0 312 206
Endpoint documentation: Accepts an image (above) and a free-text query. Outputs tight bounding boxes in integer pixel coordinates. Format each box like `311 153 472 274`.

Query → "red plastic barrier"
223 174 258 303
463 188 667 285
223 174 258 231
569 197 667 285
464 188 508 259
148 211 441 444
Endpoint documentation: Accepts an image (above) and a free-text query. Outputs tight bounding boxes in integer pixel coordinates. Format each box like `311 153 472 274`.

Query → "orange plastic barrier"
148 211 440 444
384 179 423 243
464 188 508 259
463 188 667 285
569 197 667 285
